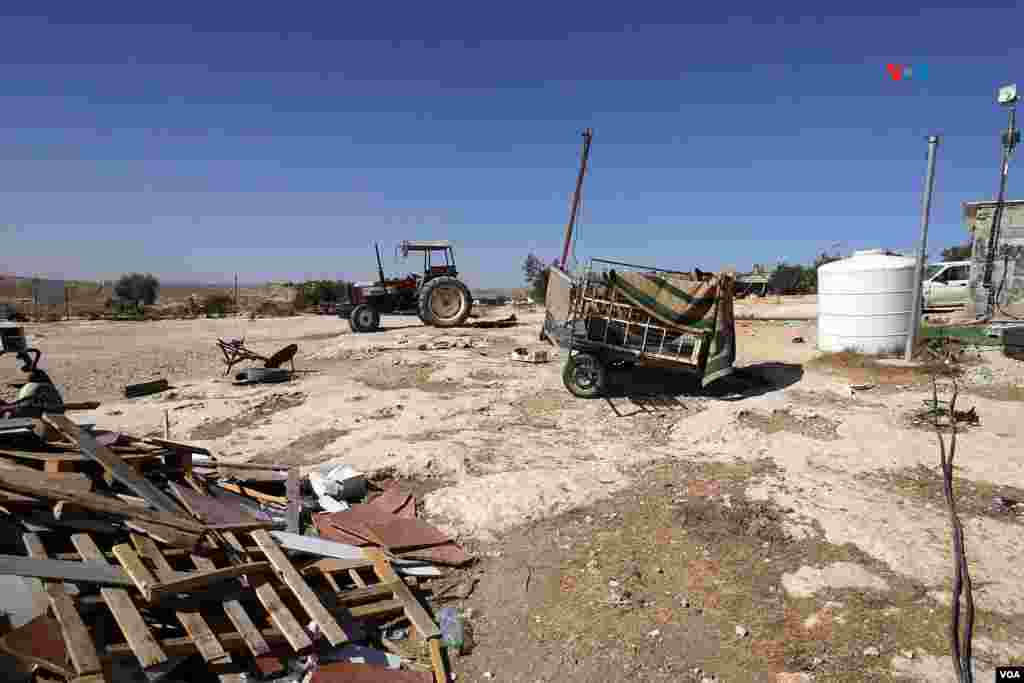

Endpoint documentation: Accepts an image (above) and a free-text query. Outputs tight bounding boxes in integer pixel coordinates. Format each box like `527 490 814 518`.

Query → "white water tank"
817 249 916 354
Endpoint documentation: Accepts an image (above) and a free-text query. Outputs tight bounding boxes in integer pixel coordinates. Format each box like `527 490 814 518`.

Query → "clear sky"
1 3 1021 288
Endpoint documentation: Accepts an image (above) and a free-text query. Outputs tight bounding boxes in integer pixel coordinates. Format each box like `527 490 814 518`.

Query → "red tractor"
338 241 473 333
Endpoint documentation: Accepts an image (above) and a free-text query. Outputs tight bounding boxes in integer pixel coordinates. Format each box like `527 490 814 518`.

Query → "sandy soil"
6 305 1024 680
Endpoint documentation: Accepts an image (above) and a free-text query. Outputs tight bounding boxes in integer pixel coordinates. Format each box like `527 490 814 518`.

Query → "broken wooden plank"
429 638 448 683
132 437 211 456
22 533 102 676
364 549 440 639
43 414 182 515
220 531 312 652
348 599 404 620
286 468 301 534
147 562 274 600
215 461 290 471
250 529 350 646
124 378 169 399
169 482 260 525
215 482 288 506
124 520 203 550
70 534 168 670
110 544 161 601
0 614 73 679
0 554 134 588
128 535 239 681
297 558 375 577
207 521 284 533
0 468 205 533
104 627 291 659
191 553 273 659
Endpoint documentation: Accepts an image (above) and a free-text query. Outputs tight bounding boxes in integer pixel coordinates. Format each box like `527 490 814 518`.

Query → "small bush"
204 293 234 317
114 273 160 307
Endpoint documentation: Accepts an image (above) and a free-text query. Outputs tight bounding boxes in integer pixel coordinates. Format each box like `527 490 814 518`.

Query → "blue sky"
1 3 1021 288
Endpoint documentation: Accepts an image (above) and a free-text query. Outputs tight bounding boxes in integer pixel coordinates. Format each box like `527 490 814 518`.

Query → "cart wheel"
563 352 606 399
349 304 380 333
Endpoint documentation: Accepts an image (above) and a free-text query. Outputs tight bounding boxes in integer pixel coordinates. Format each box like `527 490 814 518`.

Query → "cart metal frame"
549 258 710 397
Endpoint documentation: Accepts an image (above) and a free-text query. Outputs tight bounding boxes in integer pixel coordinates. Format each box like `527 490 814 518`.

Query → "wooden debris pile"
0 413 459 683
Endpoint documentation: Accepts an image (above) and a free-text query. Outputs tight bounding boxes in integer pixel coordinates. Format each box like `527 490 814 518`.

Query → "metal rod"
560 129 593 270
375 243 386 284
981 105 1017 318
589 257 692 275
905 135 941 361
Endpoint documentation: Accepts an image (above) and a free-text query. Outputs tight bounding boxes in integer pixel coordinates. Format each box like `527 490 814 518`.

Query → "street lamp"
981 83 1021 319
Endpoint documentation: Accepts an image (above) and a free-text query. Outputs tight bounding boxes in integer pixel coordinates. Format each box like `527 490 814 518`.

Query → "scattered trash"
439 607 466 654
735 624 749 638
311 464 368 501
510 347 550 363
0 415 452 683
991 496 1020 514
234 366 292 385
217 338 298 376
467 314 517 329
123 377 170 398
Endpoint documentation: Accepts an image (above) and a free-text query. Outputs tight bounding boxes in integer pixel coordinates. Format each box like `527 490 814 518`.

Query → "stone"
781 563 890 598
735 624 749 638
863 646 880 657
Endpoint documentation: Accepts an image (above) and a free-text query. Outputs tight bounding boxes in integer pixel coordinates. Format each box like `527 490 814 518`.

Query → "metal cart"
543 258 734 398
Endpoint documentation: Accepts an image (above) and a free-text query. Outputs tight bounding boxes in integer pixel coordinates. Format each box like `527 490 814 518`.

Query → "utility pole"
981 84 1020 319
905 135 941 362
559 128 593 271
234 273 239 313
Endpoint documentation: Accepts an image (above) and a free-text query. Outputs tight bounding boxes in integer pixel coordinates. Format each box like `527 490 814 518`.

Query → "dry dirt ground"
5 306 1024 681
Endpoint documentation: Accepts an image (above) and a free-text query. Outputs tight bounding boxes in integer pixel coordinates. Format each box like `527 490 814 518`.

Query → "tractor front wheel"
349 304 380 333
418 276 472 328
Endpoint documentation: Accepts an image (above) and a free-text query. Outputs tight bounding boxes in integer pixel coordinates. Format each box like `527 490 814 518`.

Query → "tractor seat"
428 266 452 275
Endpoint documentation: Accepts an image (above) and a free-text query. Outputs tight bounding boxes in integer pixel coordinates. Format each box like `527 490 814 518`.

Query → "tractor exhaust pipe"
375 243 386 284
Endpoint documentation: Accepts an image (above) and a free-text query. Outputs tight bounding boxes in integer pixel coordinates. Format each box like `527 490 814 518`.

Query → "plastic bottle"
438 607 465 653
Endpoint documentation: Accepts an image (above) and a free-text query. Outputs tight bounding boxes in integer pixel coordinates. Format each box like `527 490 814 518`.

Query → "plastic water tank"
817 249 916 354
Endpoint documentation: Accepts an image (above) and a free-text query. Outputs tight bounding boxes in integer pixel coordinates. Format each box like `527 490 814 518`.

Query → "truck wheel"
349 304 380 333
418 276 472 328
562 352 606 398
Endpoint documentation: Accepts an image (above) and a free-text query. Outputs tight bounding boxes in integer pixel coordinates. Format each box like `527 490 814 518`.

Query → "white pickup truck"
922 261 971 308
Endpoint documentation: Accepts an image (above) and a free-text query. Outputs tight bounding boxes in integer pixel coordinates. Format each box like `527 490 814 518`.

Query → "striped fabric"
606 269 736 386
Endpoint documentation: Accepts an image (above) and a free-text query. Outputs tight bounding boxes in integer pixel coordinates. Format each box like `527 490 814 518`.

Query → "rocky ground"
4 305 1024 681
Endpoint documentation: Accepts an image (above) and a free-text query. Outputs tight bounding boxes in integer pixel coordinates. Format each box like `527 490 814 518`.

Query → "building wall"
966 201 1024 318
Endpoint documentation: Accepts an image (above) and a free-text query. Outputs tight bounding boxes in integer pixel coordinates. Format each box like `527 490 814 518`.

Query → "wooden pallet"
10 527 389 682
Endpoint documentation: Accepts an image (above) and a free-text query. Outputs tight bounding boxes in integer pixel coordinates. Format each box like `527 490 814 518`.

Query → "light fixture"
997 83 1018 106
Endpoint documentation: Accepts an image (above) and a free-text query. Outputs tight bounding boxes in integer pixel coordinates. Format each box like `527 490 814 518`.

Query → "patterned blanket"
605 269 736 386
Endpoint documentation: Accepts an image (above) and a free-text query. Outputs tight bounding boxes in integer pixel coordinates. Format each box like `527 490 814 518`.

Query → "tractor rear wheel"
349 304 380 333
418 276 472 328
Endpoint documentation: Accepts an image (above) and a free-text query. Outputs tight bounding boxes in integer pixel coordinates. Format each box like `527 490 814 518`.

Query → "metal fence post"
905 135 940 361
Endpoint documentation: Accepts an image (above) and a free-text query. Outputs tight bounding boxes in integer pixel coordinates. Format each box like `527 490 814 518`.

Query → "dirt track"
7 306 1024 680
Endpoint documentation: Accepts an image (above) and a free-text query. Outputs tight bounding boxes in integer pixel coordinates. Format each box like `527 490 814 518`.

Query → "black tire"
349 304 380 333
418 276 472 328
234 367 291 385
562 352 606 398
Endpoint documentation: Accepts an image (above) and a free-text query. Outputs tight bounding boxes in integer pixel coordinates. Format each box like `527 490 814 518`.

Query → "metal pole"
981 105 1017 319
905 135 940 361
560 128 593 271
